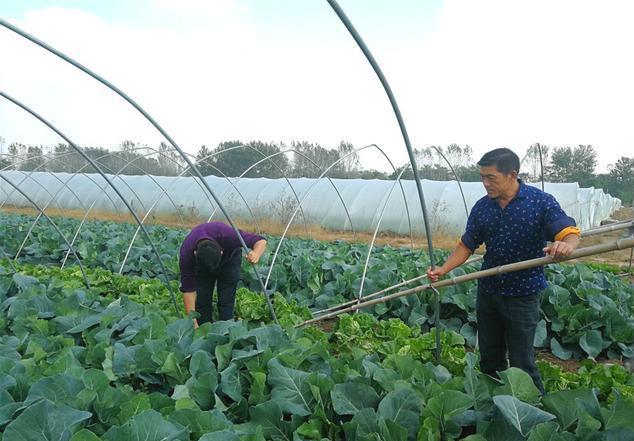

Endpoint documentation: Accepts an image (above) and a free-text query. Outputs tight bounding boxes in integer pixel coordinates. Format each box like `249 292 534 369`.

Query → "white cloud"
1 0 632 176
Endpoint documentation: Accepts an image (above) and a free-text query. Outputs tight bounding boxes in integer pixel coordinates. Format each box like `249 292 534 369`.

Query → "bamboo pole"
311 253 485 317
581 219 633 238
299 235 634 327
312 219 634 318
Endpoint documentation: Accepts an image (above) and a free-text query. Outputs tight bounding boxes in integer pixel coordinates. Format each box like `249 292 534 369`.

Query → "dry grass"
3 205 630 267
0 206 461 250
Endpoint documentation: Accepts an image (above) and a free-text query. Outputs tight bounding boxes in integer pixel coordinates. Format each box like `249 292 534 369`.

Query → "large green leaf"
249 400 295 441
377 387 423 440
331 382 380 416
542 389 597 430
603 393 634 432
550 338 572 361
267 358 315 417
526 421 569 441
3 399 92 441
102 410 188 441
70 429 103 441
495 368 541 404
25 373 89 409
579 330 605 359
493 395 556 436
424 389 473 420
186 368 218 410
219 363 242 402
166 319 194 358
168 409 232 437
198 432 241 441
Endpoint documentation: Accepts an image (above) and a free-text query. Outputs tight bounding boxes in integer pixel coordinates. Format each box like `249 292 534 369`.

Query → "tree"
291 141 341 178
521 143 550 182
194 145 214 176
194 141 289 178
548 145 597 185
156 141 183 176
608 156 634 204
336 141 360 177
19 145 45 171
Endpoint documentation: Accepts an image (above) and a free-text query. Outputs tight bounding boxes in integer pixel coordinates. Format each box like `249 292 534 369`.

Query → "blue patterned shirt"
460 180 577 297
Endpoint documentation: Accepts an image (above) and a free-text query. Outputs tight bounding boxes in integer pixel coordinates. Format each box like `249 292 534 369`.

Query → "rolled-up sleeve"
179 249 196 293
542 194 579 241
239 230 265 249
460 208 483 252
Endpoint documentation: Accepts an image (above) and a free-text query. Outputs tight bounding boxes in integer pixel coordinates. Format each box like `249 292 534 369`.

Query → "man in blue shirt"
427 148 580 393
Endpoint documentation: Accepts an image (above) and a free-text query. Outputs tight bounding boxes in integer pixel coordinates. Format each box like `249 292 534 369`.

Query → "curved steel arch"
357 163 414 301
57 147 194 270
0 157 97 265
1 150 135 263
1 150 129 221
430 146 469 219
0 90 181 315
326 1 437 266
520 144 546 192
191 144 309 236
0 133 187 274
0 152 90 215
18 146 186 268
326 0 442 360
264 144 412 290
0 173 90 288
0 18 277 322
118 155 263 275
199 145 362 239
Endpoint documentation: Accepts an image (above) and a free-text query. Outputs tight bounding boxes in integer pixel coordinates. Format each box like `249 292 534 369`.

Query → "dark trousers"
476 292 545 394
195 250 242 323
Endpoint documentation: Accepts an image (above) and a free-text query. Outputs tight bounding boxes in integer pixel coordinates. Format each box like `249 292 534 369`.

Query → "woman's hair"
196 239 222 273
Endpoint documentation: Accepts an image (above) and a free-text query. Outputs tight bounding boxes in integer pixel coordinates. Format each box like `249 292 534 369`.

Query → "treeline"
1 140 632 204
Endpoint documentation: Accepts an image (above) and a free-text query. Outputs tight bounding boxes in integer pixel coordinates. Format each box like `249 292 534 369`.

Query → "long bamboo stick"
581 219 633 237
299 235 634 327
312 253 484 317
312 219 634 318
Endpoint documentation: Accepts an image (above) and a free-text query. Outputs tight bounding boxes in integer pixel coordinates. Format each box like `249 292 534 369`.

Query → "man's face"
479 165 517 198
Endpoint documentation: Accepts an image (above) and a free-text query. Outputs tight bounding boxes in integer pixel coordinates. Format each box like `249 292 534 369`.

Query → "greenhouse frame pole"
0 90 180 315
326 0 441 361
0 173 91 288
0 18 277 323
300 235 634 326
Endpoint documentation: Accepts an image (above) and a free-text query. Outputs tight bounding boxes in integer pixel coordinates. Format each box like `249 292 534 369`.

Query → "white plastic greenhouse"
0 171 622 236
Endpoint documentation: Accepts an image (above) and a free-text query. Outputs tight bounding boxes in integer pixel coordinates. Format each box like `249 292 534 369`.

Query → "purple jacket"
179 222 265 292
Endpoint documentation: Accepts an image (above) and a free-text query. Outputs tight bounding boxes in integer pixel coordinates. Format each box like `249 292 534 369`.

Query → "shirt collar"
515 179 529 199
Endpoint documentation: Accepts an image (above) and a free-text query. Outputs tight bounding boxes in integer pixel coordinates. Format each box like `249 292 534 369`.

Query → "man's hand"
543 241 575 260
426 266 446 283
246 250 261 264
193 318 199 329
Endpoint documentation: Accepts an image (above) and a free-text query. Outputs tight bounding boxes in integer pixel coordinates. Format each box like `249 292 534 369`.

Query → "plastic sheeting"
0 171 622 236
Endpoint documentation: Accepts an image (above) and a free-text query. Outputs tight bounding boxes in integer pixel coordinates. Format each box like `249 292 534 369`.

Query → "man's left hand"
543 241 574 260
246 251 261 264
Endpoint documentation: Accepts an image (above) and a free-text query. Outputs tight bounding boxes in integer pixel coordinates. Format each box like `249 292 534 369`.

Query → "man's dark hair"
477 148 520 175
196 239 222 273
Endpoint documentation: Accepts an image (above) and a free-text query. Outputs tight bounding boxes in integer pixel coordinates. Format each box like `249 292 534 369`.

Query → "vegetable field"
1 212 634 440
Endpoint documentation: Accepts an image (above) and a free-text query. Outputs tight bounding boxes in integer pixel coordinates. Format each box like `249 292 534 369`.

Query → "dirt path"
2 206 632 270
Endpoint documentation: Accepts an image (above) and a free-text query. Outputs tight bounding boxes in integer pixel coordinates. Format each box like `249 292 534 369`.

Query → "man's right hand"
426 266 446 283
193 318 199 329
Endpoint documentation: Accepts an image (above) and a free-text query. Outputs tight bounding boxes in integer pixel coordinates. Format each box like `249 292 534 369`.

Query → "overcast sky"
1 0 633 173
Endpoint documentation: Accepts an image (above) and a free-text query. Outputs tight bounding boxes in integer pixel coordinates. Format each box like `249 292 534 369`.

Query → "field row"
0 261 633 440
